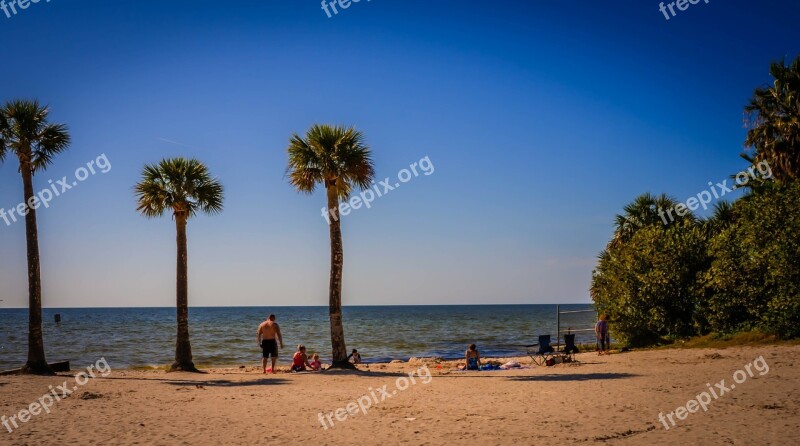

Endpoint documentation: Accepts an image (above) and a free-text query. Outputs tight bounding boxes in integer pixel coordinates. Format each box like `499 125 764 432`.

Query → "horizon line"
0 302 594 310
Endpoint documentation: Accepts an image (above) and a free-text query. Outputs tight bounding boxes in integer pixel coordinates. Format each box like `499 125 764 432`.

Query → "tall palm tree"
745 56 800 181
286 124 375 368
134 158 223 372
0 100 70 375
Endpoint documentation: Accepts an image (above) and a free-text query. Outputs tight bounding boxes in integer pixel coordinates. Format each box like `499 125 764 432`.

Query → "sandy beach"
1 344 798 445
2 1 799 445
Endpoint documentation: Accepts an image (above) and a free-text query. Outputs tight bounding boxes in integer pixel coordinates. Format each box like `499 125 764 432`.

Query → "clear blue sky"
0 0 798 307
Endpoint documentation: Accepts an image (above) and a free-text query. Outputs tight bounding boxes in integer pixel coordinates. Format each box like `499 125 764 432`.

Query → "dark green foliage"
703 183 800 338
593 216 708 346
593 183 800 346
592 57 800 346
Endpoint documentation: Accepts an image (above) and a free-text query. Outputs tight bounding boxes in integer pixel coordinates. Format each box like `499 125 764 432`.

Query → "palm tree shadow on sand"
505 373 639 382
162 378 290 387
319 369 413 378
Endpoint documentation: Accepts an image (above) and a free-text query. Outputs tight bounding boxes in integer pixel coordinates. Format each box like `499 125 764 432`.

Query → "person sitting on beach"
465 344 481 370
347 349 362 364
309 353 322 371
291 345 313 372
595 314 610 356
257 314 284 374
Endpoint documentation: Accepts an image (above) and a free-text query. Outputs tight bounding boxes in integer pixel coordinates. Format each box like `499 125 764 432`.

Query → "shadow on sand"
506 373 639 382
321 369 413 378
163 378 289 387
87 374 289 387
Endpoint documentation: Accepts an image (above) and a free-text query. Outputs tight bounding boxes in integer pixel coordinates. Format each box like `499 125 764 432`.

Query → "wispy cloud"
156 137 194 148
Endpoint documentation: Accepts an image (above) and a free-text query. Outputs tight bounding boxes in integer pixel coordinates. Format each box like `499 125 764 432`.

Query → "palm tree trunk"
19 157 53 375
326 185 353 369
171 213 197 372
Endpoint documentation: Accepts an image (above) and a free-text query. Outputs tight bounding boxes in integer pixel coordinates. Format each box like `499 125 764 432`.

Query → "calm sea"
0 305 596 370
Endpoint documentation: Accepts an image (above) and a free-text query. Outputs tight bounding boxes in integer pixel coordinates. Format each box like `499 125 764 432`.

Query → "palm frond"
744 56 800 180
611 192 690 247
0 109 9 163
134 157 224 220
0 99 70 171
287 133 324 194
32 123 71 173
286 124 375 200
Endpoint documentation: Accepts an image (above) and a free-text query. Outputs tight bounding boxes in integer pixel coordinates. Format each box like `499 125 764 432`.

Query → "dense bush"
702 182 800 338
592 56 800 346
592 220 708 346
592 183 800 346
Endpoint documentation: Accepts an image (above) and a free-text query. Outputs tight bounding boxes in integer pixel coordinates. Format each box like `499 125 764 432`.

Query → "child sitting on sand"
348 349 362 364
291 345 312 372
465 344 481 370
309 353 322 371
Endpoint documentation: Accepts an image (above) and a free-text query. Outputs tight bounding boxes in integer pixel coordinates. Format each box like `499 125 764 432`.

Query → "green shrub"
703 182 800 338
592 220 708 347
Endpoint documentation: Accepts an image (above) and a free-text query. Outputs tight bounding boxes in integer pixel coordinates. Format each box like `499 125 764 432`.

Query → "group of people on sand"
460 314 612 369
259 313 611 373
256 314 361 374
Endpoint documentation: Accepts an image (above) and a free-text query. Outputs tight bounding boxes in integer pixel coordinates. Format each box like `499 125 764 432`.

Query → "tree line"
591 56 800 346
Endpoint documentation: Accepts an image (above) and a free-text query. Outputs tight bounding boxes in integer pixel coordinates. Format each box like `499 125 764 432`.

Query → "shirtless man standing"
257 314 284 374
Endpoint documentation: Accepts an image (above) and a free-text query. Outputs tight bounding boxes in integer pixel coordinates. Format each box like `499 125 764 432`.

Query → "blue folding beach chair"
559 333 580 365
526 335 555 366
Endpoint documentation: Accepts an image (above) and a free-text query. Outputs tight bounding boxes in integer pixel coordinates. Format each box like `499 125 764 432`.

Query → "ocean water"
0 305 596 370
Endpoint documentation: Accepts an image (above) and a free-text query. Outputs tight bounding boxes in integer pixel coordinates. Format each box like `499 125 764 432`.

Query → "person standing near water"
257 314 284 373
595 314 610 355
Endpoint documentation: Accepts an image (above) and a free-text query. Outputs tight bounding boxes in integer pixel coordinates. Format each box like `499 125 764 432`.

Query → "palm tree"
134 158 223 372
703 201 735 235
0 100 70 375
745 56 800 181
286 124 375 368
732 153 774 192
611 193 689 248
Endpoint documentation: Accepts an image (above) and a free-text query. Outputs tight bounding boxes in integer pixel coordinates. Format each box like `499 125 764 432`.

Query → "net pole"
556 304 561 349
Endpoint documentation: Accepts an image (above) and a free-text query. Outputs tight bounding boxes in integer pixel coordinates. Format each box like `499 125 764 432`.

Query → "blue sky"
0 0 798 307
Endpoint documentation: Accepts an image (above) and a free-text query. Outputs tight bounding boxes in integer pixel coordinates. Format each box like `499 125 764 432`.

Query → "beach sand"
1 345 798 445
